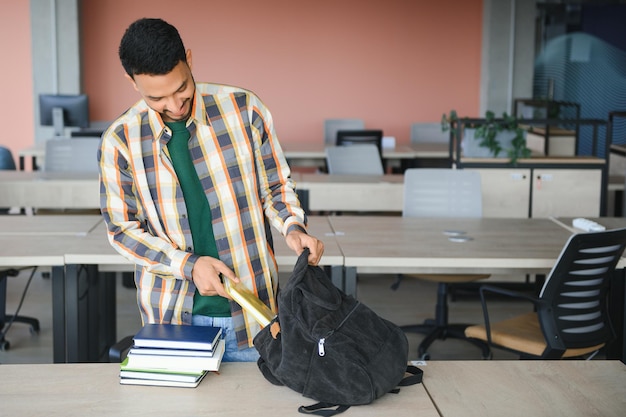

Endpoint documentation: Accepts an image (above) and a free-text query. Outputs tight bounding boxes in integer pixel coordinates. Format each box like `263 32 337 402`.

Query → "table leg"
607 268 625 362
64 264 82 362
100 271 117 356
344 266 357 298
326 265 344 292
51 265 66 363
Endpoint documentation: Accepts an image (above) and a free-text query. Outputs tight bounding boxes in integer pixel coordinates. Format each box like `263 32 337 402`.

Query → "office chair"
1 268 41 351
325 145 384 175
323 118 365 146
0 146 17 214
465 227 626 359
336 129 384 170
0 147 41 350
44 137 100 173
40 138 101 214
396 168 491 359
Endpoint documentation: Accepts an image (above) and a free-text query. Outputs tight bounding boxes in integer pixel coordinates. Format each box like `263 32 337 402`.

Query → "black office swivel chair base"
399 282 492 360
0 269 41 351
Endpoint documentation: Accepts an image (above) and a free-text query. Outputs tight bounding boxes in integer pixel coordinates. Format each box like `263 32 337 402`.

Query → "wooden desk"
60 216 343 363
17 142 45 171
0 362 436 416
424 360 626 417
0 215 104 362
0 170 99 209
328 216 573 291
297 173 404 212
282 142 445 171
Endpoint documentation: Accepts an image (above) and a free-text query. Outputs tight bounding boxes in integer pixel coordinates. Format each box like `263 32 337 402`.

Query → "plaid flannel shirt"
98 83 306 347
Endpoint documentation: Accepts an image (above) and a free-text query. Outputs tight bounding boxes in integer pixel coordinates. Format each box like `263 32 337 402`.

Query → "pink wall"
82 0 482 146
0 2 33 161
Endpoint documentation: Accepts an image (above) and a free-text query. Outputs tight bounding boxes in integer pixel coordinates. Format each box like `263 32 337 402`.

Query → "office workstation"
3 3 626 416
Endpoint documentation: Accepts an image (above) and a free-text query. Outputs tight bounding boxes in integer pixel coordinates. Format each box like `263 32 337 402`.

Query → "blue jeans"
191 315 260 362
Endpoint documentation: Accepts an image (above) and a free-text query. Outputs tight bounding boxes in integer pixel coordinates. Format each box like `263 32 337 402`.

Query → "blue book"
133 324 222 351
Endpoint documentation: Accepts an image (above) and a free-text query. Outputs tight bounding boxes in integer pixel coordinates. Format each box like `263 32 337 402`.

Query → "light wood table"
423 360 626 417
0 170 99 209
282 142 446 171
296 173 404 212
0 215 104 361
0 362 437 416
328 216 574 291
60 216 344 363
17 142 45 171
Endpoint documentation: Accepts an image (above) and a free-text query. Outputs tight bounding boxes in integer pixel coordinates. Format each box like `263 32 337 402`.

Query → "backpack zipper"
318 301 361 357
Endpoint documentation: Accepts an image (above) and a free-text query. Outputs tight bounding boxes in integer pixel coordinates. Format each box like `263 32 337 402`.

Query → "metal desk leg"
100 271 117 357
344 266 358 298
607 268 625 362
326 265 344 292
51 265 66 363
64 264 81 362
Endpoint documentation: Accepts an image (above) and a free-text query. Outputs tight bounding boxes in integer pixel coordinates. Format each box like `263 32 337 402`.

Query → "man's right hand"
191 256 239 298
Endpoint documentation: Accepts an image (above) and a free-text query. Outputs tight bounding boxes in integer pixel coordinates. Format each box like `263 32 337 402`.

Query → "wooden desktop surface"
0 170 99 208
423 360 626 417
0 361 622 416
0 215 103 267
297 173 404 212
328 216 574 275
0 215 343 363
0 362 436 417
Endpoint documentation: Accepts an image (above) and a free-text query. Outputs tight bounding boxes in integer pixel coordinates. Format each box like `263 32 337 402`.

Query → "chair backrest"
44 138 100 172
325 145 384 175
410 123 449 144
336 129 385 171
0 146 17 170
324 118 365 146
537 227 626 353
402 168 482 218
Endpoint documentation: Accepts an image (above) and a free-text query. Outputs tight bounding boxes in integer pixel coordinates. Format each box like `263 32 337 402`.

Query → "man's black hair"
119 18 187 77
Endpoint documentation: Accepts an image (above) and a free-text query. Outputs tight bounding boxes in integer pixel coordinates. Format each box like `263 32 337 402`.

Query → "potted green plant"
442 110 531 165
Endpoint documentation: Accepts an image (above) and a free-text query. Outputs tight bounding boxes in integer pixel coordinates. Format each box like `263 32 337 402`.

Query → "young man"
98 18 323 361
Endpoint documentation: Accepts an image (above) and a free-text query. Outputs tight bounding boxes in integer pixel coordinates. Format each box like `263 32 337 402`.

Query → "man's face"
129 59 195 123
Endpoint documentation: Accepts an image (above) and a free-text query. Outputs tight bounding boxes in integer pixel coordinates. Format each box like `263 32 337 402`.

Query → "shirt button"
187 247 192 251
182 214 187 219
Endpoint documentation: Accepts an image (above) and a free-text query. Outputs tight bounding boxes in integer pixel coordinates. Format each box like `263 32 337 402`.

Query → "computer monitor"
39 93 89 137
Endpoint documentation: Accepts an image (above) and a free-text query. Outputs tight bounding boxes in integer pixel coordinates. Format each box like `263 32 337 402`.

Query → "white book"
124 338 225 372
119 369 206 384
119 371 208 388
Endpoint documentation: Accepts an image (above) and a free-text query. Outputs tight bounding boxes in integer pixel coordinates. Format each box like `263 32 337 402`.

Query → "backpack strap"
298 402 350 416
389 365 424 394
399 365 423 386
297 367 423 415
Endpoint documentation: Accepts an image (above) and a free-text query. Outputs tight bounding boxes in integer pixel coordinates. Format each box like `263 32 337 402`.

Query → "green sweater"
165 120 230 317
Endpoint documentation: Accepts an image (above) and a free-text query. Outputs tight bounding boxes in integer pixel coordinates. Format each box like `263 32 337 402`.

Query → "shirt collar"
146 85 210 141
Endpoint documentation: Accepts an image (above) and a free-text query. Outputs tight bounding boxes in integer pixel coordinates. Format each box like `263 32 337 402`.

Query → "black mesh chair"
336 129 384 169
0 147 41 350
465 227 626 359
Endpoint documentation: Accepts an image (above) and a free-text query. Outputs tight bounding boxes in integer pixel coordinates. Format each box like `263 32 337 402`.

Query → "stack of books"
119 324 224 388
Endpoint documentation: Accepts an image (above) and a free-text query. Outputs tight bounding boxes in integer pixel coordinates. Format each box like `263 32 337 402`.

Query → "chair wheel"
482 351 493 360
419 352 431 361
0 339 10 351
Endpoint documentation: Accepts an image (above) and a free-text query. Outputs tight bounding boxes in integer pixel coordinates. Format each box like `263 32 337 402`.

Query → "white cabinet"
468 163 603 218
469 168 530 218
531 168 601 217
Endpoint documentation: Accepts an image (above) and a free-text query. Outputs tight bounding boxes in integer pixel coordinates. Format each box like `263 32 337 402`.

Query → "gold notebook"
225 281 276 328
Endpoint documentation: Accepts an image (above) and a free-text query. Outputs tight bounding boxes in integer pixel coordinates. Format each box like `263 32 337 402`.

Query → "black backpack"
253 248 422 416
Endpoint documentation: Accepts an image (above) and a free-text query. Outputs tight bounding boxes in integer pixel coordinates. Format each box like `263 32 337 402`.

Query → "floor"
0 268 556 364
